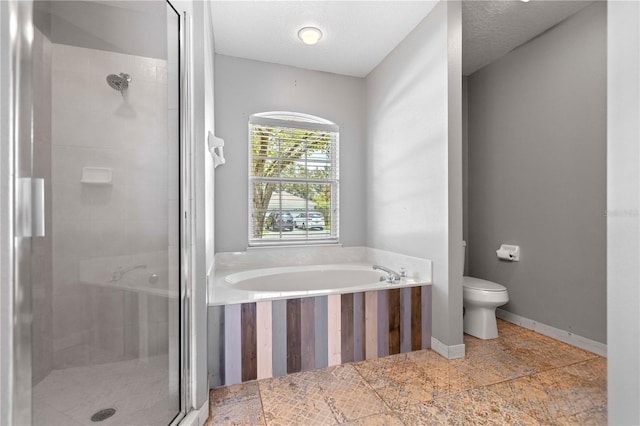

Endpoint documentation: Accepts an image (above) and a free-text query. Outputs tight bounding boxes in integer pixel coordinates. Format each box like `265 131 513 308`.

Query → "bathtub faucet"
110 264 146 282
373 265 404 283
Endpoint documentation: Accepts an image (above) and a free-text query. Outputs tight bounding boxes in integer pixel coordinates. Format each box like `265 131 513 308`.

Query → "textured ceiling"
211 0 595 78
462 0 594 75
211 1 438 77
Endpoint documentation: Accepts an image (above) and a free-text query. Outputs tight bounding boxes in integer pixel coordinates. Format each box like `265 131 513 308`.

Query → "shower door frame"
2 1 35 425
175 2 191 424
0 0 193 424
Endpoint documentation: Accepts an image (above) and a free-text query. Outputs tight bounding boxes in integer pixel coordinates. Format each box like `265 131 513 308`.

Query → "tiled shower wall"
32 27 54 386
50 43 172 368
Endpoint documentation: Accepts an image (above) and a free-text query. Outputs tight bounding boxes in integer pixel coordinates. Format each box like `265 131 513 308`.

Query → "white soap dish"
81 167 112 185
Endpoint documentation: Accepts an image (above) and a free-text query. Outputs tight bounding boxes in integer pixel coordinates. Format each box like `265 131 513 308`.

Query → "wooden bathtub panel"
272 299 287 377
411 287 422 351
224 304 242 385
241 303 257 381
314 296 328 369
364 291 378 359
341 293 354 363
300 297 316 371
388 289 401 355
400 287 412 353
210 284 433 389
377 290 389 358
353 292 365 362
287 299 302 374
256 301 273 380
327 294 342 366
208 305 225 388
422 285 432 349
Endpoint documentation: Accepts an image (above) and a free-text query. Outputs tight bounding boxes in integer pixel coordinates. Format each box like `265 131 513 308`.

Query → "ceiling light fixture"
298 26 323 45
520 0 530 2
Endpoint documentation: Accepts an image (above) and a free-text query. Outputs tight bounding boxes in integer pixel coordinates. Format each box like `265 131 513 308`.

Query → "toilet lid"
463 276 506 292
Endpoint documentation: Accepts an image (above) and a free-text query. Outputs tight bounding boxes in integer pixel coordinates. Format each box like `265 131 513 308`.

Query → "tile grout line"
352 345 603 425
474 355 607 424
256 379 267 426
351 361 409 425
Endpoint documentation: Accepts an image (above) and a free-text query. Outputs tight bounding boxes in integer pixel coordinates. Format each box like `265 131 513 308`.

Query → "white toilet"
462 242 509 339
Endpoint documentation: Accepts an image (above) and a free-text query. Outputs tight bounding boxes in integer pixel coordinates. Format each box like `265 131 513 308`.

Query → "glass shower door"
28 1 182 424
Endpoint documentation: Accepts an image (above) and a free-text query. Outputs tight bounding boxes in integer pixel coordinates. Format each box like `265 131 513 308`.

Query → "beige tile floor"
206 320 606 425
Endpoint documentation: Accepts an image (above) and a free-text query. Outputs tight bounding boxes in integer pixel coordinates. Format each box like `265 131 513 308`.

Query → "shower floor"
33 355 178 426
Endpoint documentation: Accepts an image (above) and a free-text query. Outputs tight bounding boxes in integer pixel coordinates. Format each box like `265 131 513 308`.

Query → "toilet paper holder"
496 244 520 261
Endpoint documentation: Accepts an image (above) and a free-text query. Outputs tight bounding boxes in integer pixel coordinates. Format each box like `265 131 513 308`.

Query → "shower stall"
1 0 197 424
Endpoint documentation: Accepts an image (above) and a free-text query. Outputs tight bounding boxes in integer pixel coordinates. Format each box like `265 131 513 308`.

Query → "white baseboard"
178 399 209 426
496 308 607 357
431 336 466 359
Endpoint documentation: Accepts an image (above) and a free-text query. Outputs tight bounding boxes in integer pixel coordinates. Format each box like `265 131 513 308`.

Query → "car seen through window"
293 212 325 230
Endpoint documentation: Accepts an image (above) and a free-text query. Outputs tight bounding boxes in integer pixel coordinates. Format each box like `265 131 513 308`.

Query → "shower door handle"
32 178 45 237
16 178 45 237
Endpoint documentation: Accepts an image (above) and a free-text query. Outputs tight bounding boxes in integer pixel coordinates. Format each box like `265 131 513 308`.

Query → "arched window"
248 112 339 246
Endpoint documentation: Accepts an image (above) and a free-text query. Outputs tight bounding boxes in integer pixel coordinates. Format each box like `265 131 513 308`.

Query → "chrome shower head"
106 73 131 95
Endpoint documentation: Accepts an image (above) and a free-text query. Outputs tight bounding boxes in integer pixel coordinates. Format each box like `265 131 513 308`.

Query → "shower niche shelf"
81 167 112 185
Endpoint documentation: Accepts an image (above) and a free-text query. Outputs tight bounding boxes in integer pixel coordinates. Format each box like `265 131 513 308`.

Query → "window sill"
247 241 342 250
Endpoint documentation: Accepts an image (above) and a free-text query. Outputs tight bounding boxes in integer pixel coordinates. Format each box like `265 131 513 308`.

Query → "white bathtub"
212 263 428 305
225 264 386 292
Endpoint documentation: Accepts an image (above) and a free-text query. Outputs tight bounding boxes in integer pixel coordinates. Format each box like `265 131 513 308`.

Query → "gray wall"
607 1 640 423
467 2 606 343
366 0 464 354
214 54 367 252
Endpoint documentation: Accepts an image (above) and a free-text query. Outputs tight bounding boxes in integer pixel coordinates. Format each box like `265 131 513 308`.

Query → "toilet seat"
463 276 506 292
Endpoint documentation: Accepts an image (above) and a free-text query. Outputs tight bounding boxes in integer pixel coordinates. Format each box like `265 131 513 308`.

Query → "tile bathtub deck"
206 320 606 425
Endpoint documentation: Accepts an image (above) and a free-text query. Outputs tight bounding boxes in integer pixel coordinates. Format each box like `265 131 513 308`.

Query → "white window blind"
248 112 339 246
